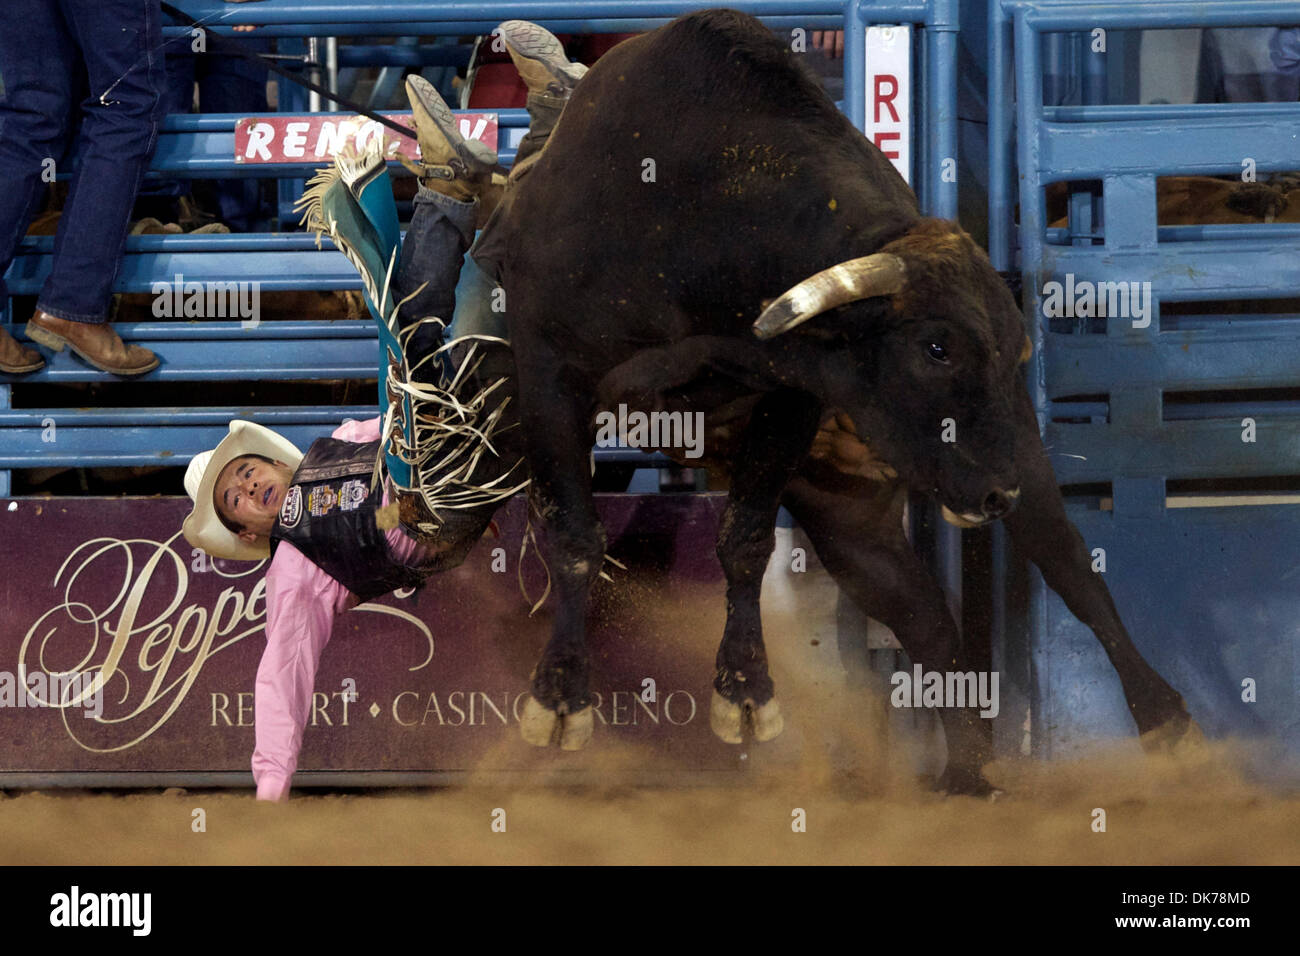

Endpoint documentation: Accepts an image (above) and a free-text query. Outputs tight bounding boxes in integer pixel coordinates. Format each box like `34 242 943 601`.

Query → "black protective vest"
269 437 427 603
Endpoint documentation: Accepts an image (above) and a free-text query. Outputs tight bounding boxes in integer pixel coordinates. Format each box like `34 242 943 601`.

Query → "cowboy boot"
496 21 586 179
26 311 159 376
404 75 499 203
0 325 44 374
496 20 588 98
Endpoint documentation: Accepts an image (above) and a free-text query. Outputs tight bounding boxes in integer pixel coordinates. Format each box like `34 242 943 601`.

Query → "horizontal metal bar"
7 249 366 295
6 321 377 340
1049 401 1108 420
1052 401 1300 422
1008 0 1300 31
1037 242 1300 300
1165 401 1300 421
1042 330 1300 395
592 447 676 465
1 340 376 384
1045 418 1300 484
0 423 353 467
170 0 851 26
0 421 670 469
165 15 848 36
1044 103 1300 124
1036 117 1300 181
335 45 473 67
0 407 375 427
1047 224 1300 245
20 234 330 254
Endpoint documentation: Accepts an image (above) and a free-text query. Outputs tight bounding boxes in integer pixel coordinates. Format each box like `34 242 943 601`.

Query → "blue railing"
2 0 959 502
989 0 1300 767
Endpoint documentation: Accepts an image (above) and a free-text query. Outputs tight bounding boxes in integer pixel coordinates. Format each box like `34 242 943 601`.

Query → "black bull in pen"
480 8 1198 794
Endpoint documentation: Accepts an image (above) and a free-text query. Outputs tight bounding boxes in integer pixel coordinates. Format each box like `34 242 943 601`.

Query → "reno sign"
233 112 499 165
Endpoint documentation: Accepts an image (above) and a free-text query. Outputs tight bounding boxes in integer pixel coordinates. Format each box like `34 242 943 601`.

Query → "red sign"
234 112 499 165
0 495 747 783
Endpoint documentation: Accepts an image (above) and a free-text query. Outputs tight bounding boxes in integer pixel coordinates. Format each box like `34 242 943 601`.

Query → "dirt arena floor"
3 535 1297 866
3 728 1297 866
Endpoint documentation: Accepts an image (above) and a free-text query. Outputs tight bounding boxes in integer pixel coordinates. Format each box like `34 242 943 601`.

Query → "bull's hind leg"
1002 388 1198 750
782 475 997 796
512 339 605 750
711 390 823 743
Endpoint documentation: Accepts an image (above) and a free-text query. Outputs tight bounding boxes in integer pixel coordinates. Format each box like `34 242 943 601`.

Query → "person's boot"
496 21 587 179
496 21 588 98
26 311 159 376
0 325 44 374
404 75 499 202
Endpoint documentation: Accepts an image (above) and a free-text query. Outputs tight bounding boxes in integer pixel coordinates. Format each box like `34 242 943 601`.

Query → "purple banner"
0 495 744 778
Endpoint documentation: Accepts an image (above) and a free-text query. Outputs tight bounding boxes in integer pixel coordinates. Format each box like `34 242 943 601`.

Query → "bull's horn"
752 253 907 340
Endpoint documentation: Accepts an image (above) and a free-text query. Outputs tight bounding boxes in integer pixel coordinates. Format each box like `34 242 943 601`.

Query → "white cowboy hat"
182 420 304 562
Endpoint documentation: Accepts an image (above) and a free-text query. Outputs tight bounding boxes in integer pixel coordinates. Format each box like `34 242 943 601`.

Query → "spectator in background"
137 21 272 233
0 0 165 376
1199 27 1300 102
1271 28 1300 78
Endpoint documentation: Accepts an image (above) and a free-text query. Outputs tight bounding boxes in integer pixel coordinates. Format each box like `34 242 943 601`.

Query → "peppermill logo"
17 531 432 752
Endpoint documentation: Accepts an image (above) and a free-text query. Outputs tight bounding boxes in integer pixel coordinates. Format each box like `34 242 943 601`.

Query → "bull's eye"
927 342 950 365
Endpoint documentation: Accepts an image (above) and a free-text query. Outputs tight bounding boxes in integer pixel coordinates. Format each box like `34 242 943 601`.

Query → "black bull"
477 8 1198 793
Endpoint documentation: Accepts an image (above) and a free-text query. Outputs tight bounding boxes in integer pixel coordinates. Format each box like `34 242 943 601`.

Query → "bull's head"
755 220 1028 527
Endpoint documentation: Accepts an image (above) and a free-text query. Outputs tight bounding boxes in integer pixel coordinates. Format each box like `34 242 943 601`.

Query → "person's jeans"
139 39 271 230
0 0 165 323
394 86 571 359
392 187 510 386
394 185 480 366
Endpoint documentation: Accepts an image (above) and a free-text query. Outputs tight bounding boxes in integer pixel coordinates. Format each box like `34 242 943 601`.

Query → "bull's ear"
752 253 906 340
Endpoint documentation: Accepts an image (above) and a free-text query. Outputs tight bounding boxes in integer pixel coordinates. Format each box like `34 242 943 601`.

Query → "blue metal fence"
990 0 1300 768
2 0 960 497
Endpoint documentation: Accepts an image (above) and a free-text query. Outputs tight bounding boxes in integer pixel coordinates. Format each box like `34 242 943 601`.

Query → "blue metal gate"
991 0 1300 771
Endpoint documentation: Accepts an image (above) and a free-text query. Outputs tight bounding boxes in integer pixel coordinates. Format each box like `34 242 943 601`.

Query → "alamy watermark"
1041 273 1152 328
0 670 104 718
890 665 999 718
594 403 706 459
50 886 150 936
151 273 261 328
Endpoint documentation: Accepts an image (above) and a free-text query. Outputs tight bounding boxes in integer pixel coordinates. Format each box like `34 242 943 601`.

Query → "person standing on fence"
0 0 165 376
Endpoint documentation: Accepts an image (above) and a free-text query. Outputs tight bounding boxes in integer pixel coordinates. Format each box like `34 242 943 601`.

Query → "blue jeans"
0 0 165 323
395 186 507 365
139 38 271 231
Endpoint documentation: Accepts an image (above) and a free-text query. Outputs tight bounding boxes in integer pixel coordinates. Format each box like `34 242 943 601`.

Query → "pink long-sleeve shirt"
253 417 429 801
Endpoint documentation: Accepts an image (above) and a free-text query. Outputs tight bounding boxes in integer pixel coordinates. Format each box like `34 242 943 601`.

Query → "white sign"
864 25 912 183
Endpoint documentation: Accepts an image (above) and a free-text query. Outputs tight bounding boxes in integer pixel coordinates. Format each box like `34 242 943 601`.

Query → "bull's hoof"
751 698 784 742
710 691 743 744
559 705 594 751
1140 713 1209 764
520 695 559 746
709 691 785 744
1138 709 1203 752
935 765 1002 799
520 696 595 750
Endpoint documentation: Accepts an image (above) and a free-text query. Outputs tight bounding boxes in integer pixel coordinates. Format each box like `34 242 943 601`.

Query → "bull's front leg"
711 389 823 744
1002 387 1201 751
513 343 606 751
781 474 998 796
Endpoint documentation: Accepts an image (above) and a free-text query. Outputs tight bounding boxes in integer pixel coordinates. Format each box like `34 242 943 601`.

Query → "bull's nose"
982 487 1020 520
